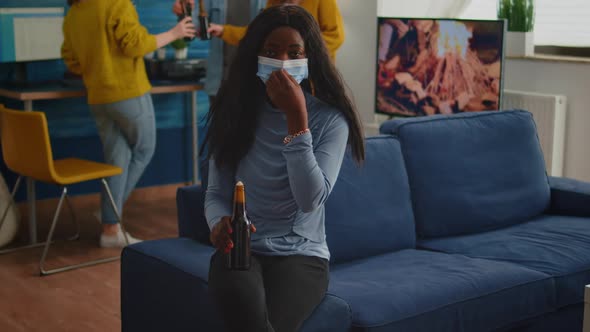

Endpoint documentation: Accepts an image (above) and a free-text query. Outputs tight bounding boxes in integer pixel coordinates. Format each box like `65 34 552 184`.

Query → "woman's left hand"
266 69 308 133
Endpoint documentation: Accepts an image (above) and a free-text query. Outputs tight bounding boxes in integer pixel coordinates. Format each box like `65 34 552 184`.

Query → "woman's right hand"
210 216 233 253
207 23 224 38
173 17 197 39
209 216 257 253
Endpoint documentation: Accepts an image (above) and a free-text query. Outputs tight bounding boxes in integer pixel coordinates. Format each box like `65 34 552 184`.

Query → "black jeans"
208 251 329 332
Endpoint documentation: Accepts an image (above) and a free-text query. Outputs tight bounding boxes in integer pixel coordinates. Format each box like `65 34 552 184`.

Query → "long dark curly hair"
205 5 364 171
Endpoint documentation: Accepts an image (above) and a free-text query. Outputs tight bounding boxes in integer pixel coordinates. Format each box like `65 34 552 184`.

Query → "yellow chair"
0 105 129 276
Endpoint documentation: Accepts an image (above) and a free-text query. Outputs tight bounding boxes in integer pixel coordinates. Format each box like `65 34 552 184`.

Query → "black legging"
208 251 329 332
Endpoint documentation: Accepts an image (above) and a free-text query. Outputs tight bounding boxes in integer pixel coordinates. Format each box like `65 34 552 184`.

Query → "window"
461 0 590 54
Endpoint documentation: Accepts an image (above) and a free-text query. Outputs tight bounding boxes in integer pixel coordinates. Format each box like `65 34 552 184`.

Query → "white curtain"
378 0 472 18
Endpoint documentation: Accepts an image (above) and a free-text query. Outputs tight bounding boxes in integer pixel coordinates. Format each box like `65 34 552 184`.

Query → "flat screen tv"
376 17 506 117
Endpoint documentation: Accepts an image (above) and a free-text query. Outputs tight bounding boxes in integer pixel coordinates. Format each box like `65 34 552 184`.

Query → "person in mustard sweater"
62 0 195 248
207 0 345 61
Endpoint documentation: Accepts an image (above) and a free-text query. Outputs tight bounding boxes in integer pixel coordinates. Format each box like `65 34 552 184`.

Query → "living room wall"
335 0 378 129
503 59 590 182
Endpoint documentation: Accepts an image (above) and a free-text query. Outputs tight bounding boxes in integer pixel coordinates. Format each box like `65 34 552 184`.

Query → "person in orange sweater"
173 0 344 61
62 0 195 247
208 0 345 61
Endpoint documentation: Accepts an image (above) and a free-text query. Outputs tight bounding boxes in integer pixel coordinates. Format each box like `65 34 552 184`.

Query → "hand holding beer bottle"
196 0 211 40
209 181 256 270
175 0 196 42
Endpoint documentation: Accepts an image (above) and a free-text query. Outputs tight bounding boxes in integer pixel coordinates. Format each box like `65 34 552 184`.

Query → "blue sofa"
121 110 590 331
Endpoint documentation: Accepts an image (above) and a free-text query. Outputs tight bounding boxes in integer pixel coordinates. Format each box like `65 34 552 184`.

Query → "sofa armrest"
176 185 211 244
547 176 590 217
121 238 222 332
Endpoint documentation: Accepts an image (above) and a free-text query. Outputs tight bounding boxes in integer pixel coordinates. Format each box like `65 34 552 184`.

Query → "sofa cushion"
176 185 210 244
122 238 352 332
419 214 590 308
325 136 415 264
379 110 550 238
328 249 554 332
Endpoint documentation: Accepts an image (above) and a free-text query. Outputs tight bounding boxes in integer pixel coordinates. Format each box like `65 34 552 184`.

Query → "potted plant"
498 0 535 57
171 39 189 60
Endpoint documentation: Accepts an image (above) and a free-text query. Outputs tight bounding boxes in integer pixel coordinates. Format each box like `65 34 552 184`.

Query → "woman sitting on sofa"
204 5 364 332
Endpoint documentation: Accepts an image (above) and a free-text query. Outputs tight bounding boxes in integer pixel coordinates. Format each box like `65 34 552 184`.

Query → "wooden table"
0 81 203 244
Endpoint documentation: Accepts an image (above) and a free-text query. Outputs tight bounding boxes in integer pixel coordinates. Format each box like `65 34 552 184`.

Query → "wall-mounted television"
376 17 505 117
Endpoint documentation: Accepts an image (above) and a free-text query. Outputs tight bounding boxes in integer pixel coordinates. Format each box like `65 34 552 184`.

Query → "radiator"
502 90 567 177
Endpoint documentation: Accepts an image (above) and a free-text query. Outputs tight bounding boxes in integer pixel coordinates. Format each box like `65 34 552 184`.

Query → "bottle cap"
235 181 245 203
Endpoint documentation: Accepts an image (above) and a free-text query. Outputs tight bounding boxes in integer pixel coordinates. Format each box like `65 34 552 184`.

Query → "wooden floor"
0 183 183 332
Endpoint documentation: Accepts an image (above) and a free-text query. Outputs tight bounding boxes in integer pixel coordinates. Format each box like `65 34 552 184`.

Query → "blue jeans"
90 93 156 224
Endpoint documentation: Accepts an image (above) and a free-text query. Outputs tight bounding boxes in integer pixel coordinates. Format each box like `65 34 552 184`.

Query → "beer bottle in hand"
178 0 195 42
227 181 251 270
197 0 211 40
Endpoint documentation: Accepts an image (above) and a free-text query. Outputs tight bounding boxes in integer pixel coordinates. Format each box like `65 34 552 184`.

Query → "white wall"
335 0 378 132
378 0 473 18
504 59 590 182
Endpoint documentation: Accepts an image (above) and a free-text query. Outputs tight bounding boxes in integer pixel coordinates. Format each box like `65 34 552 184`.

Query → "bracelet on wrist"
283 128 310 144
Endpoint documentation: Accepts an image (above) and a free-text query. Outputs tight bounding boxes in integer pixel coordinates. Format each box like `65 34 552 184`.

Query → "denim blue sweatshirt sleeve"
282 115 348 213
204 92 349 258
204 159 233 230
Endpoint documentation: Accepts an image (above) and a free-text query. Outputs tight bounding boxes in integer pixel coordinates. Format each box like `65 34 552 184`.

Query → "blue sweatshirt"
204 92 349 260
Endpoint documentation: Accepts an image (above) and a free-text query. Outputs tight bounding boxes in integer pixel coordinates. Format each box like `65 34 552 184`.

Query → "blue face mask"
256 56 308 84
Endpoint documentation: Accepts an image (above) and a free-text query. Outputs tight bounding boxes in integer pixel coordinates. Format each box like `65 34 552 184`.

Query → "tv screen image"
376 18 505 117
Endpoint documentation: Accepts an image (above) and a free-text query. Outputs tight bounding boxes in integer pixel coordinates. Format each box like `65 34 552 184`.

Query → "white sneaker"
93 210 101 224
100 229 142 248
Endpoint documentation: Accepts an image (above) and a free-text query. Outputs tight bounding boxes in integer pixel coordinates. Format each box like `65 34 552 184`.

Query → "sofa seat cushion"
122 238 352 332
379 110 550 238
328 249 554 332
419 214 590 308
